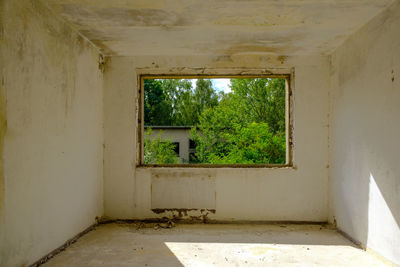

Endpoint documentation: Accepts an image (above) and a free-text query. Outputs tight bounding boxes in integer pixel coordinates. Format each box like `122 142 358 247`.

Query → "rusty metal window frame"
136 70 294 168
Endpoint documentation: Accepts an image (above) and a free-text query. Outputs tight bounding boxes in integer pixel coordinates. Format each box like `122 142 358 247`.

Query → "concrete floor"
43 223 387 267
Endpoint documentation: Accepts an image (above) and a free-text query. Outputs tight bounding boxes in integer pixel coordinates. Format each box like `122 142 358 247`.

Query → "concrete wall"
0 0 398 265
104 55 330 221
329 1 400 265
0 1 104 266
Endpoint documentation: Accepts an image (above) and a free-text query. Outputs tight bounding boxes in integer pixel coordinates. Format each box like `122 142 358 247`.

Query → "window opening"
140 76 291 167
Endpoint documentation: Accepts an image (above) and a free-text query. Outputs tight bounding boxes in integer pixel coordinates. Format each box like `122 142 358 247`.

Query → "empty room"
0 0 399 266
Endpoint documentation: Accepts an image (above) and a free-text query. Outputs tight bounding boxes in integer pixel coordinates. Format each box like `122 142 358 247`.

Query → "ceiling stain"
43 0 396 56
62 5 183 27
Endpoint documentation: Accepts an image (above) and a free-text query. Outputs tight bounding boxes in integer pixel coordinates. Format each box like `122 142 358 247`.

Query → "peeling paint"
98 54 108 73
151 208 216 222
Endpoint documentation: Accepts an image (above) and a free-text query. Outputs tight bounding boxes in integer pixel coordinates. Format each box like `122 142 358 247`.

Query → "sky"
191 79 231 93
212 79 231 93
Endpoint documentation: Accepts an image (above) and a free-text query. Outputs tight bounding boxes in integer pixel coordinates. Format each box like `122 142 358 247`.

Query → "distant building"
144 126 196 163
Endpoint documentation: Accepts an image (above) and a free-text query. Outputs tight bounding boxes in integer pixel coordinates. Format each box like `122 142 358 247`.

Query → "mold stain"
90 40 116 56
0 75 6 217
98 54 106 73
62 5 183 27
278 56 287 64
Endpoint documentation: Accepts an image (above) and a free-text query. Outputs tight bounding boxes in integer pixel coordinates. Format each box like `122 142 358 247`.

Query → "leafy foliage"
191 78 286 164
230 78 286 134
144 79 219 126
144 79 172 126
144 129 179 164
144 78 287 164
194 123 285 164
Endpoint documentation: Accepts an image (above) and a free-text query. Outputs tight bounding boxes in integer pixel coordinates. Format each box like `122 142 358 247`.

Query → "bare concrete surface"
43 0 395 56
43 223 388 267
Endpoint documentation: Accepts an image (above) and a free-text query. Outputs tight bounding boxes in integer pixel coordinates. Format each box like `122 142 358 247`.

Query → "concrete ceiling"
44 0 395 56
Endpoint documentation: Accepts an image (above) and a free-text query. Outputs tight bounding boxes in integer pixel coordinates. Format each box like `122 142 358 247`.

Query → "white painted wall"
0 1 104 266
104 55 330 221
329 1 400 265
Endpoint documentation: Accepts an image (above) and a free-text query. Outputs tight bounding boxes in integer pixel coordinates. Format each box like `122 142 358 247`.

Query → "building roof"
144 125 193 129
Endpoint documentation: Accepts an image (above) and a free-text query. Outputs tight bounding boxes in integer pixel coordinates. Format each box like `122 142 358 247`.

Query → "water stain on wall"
0 76 6 217
0 1 6 217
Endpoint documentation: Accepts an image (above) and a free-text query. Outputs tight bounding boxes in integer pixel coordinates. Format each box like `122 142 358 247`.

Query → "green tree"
146 79 219 126
144 79 172 125
160 79 192 125
205 123 285 164
144 129 179 164
230 78 286 134
193 79 219 118
190 93 249 163
191 78 286 164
